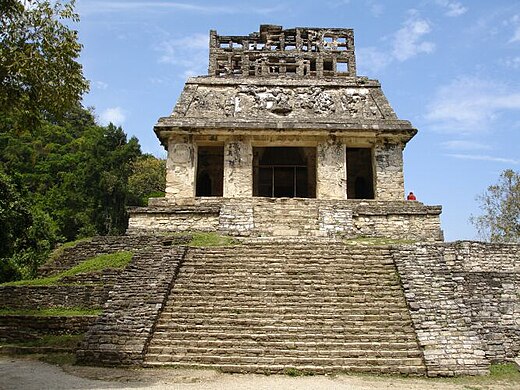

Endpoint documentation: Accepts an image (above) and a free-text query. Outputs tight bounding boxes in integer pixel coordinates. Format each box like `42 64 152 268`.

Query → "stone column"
316 139 346 200
223 138 253 197
165 137 196 198
374 141 405 200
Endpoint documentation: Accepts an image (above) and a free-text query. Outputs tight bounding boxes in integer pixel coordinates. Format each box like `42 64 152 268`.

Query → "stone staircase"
143 242 426 374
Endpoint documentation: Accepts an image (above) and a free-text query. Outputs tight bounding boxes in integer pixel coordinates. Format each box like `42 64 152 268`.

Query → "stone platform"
127 197 443 242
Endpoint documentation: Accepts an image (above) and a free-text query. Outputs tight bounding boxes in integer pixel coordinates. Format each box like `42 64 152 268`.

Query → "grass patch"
39 352 76 365
188 232 238 247
45 238 93 265
284 367 315 377
0 307 101 316
344 237 417 246
489 362 519 378
1 251 133 286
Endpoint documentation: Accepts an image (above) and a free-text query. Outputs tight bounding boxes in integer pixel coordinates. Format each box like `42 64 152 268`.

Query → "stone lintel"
185 75 381 88
155 123 417 149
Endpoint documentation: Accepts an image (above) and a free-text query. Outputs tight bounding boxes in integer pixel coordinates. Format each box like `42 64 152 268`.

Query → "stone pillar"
165 137 196 198
316 139 346 200
374 142 405 200
223 138 253 197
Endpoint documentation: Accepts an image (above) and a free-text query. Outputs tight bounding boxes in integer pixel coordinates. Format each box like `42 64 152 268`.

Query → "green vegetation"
284 367 315 377
0 1 165 283
471 169 520 243
0 307 100 316
2 251 132 286
187 232 238 247
344 237 417 246
489 362 519 378
39 352 76 365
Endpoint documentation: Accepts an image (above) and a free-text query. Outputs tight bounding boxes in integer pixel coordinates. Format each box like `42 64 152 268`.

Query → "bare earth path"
1 356 519 390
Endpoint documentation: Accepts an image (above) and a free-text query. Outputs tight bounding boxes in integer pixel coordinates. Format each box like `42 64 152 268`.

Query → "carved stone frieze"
182 84 385 120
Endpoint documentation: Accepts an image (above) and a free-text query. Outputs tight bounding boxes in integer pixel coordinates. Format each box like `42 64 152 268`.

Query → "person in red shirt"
407 191 417 201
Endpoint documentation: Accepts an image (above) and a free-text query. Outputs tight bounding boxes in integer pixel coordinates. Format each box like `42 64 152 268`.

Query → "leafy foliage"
0 1 165 283
471 169 520 243
128 154 166 206
0 0 89 130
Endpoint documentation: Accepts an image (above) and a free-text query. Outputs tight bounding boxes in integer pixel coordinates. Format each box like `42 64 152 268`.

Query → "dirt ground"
1 356 519 390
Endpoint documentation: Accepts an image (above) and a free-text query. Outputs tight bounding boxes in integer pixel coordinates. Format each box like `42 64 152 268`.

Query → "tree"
471 169 520 243
128 155 166 206
0 0 88 131
0 170 58 281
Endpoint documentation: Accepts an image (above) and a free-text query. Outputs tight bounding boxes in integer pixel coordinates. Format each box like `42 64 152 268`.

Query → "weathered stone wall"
317 140 347 199
0 315 97 341
374 142 405 201
392 241 520 376
219 199 254 235
353 205 443 241
77 242 188 366
128 197 442 241
444 242 520 362
165 138 196 198
223 139 253 197
126 203 220 234
0 285 108 310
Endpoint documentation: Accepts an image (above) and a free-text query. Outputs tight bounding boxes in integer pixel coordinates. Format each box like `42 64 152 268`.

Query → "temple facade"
128 25 443 241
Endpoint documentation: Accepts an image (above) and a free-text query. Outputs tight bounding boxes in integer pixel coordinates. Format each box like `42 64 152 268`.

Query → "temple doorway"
346 147 374 199
196 146 224 196
253 147 316 198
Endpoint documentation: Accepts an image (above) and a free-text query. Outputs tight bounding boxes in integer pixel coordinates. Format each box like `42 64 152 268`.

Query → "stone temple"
128 24 443 241
3 25 516 378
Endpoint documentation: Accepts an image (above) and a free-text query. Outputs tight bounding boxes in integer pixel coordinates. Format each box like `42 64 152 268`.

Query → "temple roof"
154 26 417 147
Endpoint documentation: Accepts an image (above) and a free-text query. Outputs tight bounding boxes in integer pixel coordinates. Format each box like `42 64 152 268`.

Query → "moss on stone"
1 251 133 286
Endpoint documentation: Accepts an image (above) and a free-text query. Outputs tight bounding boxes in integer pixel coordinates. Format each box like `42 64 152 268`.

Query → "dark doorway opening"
253 147 316 198
196 146 223 197
346 147 374 199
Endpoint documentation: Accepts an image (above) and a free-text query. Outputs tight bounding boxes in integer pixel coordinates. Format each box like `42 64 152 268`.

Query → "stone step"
187 249 393 256
162 304 409 315
146 347 422 359
151 323 417 336
149 330 418 344
168 294 408 305
142 361 426 375
173 278 400 288
144 354 425 369
156 312 412 323
168 287 404 298
146 339 420 351
142 243 424 375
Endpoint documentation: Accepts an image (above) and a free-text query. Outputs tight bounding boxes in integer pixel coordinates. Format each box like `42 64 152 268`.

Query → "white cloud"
93 81 108 90
357 47 392 74
425 76 520 134
80 1 283 15
366 0 384 17
392 12 435 61
510 26 520 43
441 140 491 151
156 33 209 78
447 154 519 165
502 56 520 69
505 15 520 43
100 107 126 126
358 11 435 73
435 0 467 17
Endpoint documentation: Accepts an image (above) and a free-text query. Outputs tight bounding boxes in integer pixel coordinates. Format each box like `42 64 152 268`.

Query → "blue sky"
76 0 520 242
